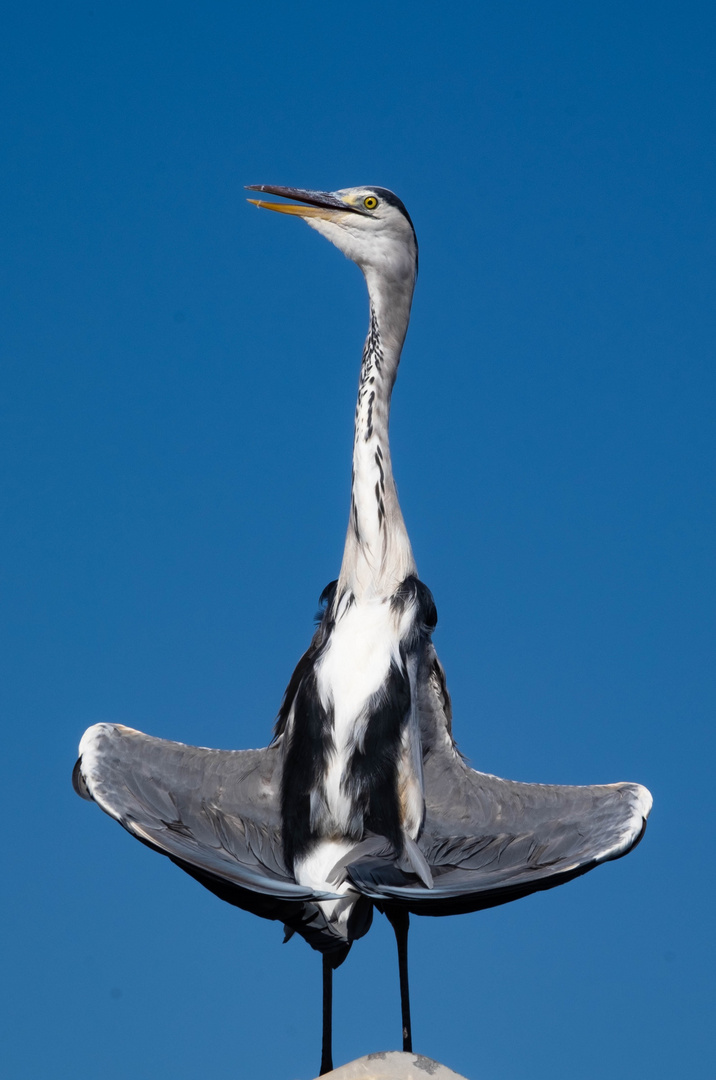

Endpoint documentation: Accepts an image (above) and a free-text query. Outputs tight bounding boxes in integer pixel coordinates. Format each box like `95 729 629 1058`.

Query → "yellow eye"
363 195 378 210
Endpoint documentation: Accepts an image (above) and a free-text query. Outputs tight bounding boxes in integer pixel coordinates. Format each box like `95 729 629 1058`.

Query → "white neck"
337 266 417 599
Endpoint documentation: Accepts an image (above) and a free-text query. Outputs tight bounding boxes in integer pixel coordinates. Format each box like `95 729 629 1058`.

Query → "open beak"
246 185 364 220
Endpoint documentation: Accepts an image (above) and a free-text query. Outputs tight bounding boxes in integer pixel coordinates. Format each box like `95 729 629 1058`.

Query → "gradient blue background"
2 3 714 1077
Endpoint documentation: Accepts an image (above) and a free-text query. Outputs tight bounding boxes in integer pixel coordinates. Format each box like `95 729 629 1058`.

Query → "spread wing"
347 650 652 914
72 723 355 957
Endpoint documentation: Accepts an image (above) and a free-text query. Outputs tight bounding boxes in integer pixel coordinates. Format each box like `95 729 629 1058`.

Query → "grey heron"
73 184 652 1076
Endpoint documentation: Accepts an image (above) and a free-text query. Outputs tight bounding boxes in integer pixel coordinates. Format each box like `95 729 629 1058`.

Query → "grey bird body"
73 184 651 1070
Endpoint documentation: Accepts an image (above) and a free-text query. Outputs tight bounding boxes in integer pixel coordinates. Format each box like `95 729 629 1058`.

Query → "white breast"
316 597 401 830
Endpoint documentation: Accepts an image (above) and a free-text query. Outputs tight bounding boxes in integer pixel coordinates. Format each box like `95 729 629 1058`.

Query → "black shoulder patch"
275 582 339 740
273 643 316 740
318 579 338 610
316 579 338 623
280 664 331 868
391 575 438 633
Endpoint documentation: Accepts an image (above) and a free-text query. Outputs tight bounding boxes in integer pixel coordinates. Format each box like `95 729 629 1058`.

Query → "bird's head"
247 185 418 288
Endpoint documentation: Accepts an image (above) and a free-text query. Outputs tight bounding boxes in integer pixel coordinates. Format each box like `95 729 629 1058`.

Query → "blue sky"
2 3 714 1077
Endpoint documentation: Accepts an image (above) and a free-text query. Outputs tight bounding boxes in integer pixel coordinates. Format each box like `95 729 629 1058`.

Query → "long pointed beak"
246 184 363 219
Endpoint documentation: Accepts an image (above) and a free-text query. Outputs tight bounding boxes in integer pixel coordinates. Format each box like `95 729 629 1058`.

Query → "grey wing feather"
347 648 652 914
73 723 338 904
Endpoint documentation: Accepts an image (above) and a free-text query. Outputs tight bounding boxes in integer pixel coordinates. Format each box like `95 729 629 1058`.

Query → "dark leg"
386 906 412 1052
320 954 333 1075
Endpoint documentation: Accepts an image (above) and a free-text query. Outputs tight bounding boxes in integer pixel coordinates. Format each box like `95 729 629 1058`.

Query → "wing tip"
73 723 127 811
634 782 653 819
71 756 92 800
598 781 653 864
73 724 113 801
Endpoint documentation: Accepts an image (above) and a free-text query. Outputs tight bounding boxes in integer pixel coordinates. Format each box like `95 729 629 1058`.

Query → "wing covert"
73 723 335 902
347 648 652 914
